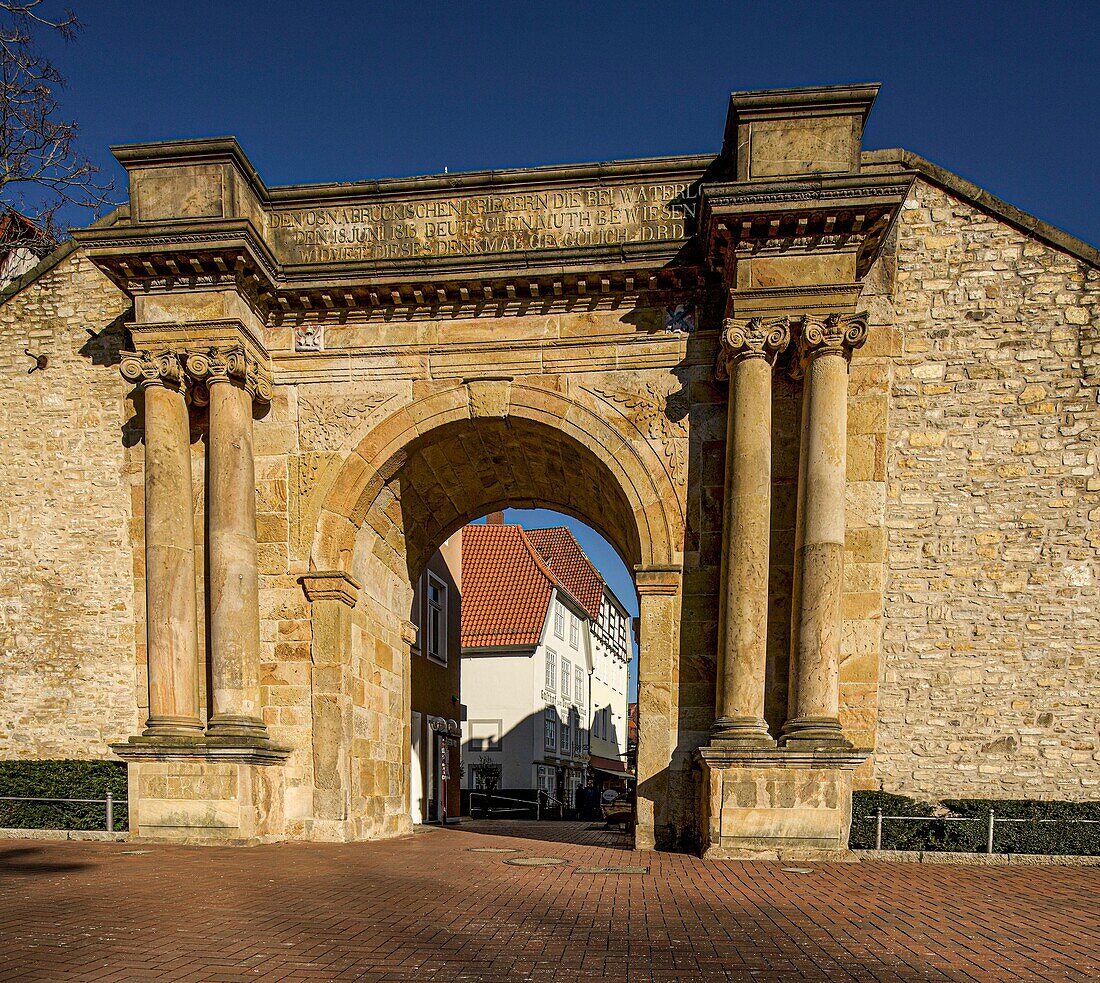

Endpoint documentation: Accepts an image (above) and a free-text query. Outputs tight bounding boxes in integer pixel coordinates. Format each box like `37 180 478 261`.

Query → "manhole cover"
466 847 520 853
574 866 649 874
781 867 815 874
503 856 570 867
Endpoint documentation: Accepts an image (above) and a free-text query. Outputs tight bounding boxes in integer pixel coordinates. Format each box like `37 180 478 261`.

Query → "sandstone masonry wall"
0 252 138 758
875 178 1100 800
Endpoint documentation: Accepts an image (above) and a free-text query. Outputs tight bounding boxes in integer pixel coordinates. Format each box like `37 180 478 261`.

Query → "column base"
111 736 290 845
779 715 853 750
206 714 270 740
695 744 869 857
141 715 204 738
710 716 776 747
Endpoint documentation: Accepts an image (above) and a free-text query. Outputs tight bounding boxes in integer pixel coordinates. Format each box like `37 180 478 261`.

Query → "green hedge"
0 760 127 831
851 791 1099 856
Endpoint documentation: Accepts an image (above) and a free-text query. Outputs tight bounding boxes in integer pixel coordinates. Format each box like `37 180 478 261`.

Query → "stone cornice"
299 571 361 608
716 316 791 379
634 564 682 596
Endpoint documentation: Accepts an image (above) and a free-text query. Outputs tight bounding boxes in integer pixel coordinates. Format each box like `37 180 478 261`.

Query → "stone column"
121 351 203 737
633 565 681 850
189 348 272 740
782 313 868 747
712 316 790 745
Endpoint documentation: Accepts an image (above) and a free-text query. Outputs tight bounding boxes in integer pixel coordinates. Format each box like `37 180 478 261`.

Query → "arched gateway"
9 83 1093 855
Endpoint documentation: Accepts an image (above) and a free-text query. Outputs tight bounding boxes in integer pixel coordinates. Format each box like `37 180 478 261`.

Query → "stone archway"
302 380 682 848
95 84 907 853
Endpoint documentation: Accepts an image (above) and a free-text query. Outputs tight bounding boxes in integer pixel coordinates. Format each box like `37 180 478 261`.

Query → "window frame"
425 571 448 666
545 649 556 691
553 603 565 640
544 705 558 751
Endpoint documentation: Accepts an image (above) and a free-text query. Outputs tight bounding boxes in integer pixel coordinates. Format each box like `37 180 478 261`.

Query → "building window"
561 720 571 755
561 658 571 698
569 613 579 648
554 603 565 639
426 572 447 665
536 765 556 797
544 706 558 751
575 667 585 705
545 650 556 691
572 716 580 755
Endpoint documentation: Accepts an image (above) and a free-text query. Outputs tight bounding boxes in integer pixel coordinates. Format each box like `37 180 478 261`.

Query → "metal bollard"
106 791 114 833
875 808 884 850
986 808 995 854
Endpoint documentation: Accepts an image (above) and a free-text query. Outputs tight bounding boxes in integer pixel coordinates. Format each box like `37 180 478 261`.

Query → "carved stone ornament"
119 349 186 392
796 311 869 365
716 316 791 380
183 346 272 405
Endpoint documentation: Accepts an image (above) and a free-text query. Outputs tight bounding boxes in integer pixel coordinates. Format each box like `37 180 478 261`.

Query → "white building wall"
589 587 631 771
461 587 591 802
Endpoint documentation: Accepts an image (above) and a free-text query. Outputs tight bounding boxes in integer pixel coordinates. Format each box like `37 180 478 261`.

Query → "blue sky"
31 0 1100 247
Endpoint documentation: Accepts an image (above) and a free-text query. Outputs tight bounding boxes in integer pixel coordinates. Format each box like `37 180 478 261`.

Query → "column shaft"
783 313 866 746
141 381 203 735
713 356 774 743
206 379 266 738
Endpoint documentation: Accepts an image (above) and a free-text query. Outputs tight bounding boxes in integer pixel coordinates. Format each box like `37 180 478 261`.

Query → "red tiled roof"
460 524 556 648
460 524 607 649
526 527 605 621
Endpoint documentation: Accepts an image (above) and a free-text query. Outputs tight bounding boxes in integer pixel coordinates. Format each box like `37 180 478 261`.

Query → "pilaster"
300 571 361 841
633 564 681 851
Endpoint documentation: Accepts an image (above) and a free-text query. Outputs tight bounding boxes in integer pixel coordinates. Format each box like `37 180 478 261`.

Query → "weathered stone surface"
1 86 1097 854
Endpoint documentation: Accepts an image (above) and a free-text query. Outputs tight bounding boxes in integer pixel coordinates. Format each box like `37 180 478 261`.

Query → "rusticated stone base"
695 745 869 859
113 738 289 845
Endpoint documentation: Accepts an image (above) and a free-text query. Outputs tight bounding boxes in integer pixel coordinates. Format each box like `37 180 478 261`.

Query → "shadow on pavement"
0 845 95 876
451 818 634 850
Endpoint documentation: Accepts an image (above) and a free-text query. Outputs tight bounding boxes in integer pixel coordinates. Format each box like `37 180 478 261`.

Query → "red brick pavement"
0 823 1096 982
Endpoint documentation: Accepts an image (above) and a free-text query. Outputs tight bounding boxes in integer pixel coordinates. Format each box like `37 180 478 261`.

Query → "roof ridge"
517 526 595 616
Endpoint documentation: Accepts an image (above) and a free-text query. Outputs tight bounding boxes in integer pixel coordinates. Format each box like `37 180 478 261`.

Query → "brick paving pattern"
0 825 1096 982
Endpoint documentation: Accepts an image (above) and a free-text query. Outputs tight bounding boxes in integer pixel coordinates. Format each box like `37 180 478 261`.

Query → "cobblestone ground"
0 825 1096 982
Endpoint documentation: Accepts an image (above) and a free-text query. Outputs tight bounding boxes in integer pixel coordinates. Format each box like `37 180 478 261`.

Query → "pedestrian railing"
0 792 121 832
469 791 540 819
860 808 1100 854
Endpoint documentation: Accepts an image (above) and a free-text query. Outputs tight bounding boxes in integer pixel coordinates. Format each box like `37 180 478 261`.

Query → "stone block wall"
0 252 138 758
874 179 1100 800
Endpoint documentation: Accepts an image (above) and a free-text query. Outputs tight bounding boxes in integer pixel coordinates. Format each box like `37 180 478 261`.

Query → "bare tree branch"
1 1 115 247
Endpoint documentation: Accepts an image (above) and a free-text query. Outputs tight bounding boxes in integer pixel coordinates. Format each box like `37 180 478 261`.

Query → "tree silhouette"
0 2 113 245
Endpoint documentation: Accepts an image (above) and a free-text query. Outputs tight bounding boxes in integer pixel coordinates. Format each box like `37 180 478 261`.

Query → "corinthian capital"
716 316 791 380
183 345 272 405
796 312 869 365
120 349 186 392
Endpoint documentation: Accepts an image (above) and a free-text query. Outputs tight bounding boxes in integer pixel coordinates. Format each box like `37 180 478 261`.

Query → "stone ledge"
857 849 1099 867
111 736 291 765
696 744 870 770
0 828 130 842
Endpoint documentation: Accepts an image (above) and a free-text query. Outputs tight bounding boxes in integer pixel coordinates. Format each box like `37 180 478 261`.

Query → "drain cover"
574 866 649 875
781 867 815 874
466 847 520 853
120 850 151 856
503 856 570 867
